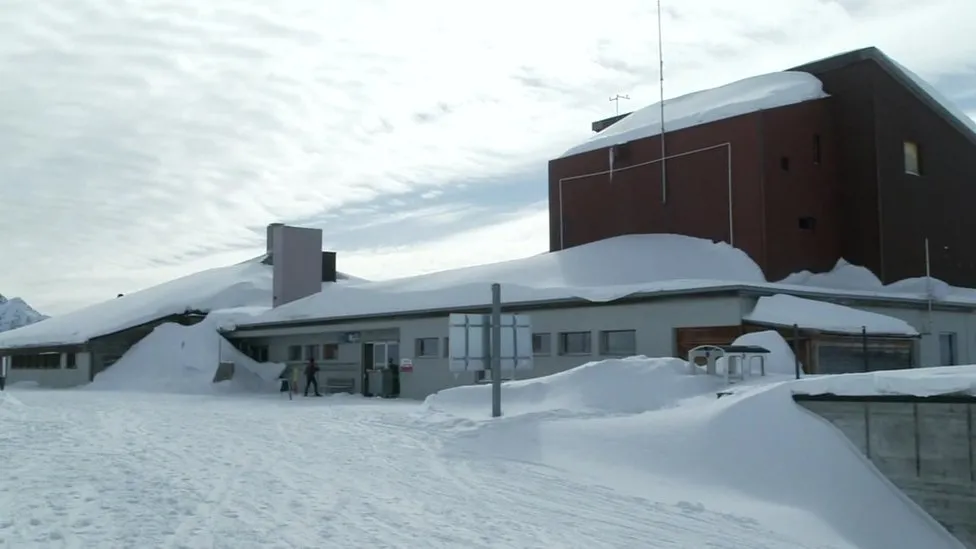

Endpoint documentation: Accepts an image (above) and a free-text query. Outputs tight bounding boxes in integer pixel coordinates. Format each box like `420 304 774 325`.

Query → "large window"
532 333 552 356
939 333 957 366
11 353 61 370
415 338 439 358
304 345 319 361
558 332 592 355
904 141 921 176
600 330 637 356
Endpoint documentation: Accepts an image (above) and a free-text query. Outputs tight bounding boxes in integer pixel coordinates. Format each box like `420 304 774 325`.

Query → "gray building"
0 224 344 389
225 283 976 401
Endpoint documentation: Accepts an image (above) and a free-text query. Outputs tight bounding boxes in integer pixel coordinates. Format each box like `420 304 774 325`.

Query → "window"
66 353 77 370
904 141 921 175
532 333 552 355
558 332 592 355
287 345 302 361
322 343 339 360
415 338 439 358
600 330 637 356
10 353 61 370
443 337 450 358
798 216 817 231
939 333 957 366
304 345 319 360
780 156 790 171
252 345 269 363
813 134 822 165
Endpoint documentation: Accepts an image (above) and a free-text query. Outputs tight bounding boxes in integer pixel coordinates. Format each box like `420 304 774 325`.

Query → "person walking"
304 356 321 397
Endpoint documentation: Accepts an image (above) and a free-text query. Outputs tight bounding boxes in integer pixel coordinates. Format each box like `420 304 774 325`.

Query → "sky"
1 0 975 315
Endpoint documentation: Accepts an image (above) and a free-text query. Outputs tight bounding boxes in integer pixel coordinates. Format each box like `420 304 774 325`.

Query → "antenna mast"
657 0 667 204
609 94 630 115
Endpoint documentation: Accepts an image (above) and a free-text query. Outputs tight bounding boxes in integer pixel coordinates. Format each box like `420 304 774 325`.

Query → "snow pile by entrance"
88 317 281 395
712 330 803 377
423 357 724 419
425 357 962 548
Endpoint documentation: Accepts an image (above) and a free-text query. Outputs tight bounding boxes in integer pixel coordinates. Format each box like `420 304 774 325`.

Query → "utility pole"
609 94 630 115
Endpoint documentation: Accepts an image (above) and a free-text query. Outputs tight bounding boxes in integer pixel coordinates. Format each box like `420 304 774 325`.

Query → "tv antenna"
609 94 630 115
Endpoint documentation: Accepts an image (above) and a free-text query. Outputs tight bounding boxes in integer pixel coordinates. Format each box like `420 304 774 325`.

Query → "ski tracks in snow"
1 390 843 548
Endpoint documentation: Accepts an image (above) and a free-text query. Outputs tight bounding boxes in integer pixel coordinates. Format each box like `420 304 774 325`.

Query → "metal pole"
491 283 502 418
924 237 933 334
792 324 801 379
861 326 869 372
657 0 667 204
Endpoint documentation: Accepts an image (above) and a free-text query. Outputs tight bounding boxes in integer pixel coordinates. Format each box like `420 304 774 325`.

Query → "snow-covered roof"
560 71 828 158
0 257 358 349
744 294 919 337
234 234 976 330
791 365 976 398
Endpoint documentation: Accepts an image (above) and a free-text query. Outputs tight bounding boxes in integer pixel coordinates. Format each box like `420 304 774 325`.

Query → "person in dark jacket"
304 357 321 397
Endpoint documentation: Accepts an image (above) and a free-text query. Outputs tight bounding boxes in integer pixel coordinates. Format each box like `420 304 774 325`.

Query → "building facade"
550 47 976 286
227 289 976 401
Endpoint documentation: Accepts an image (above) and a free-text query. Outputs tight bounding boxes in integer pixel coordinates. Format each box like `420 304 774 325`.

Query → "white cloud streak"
0 0 973 314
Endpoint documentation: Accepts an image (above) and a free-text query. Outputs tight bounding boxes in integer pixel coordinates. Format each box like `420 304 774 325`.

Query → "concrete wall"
236 295 744 400
797 398 976 548
6 352 92 388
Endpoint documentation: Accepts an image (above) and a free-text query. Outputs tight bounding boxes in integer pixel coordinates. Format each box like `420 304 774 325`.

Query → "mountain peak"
0 294 47 333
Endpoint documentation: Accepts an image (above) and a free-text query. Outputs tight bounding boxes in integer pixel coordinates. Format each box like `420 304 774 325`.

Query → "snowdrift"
424 357 723 419
792 365 976 398
88 317 281 395
425 358 963 549
745 294 919 336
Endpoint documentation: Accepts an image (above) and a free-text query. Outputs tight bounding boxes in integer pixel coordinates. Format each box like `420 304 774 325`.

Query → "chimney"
267 223 327 308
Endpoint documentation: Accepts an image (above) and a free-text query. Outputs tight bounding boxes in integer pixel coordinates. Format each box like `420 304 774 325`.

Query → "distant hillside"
0 294 48 333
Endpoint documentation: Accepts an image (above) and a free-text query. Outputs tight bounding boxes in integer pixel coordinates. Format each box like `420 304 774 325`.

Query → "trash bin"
367 369 387 397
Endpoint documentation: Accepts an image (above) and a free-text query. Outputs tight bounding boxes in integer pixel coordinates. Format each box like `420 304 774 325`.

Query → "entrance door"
362 341 400 397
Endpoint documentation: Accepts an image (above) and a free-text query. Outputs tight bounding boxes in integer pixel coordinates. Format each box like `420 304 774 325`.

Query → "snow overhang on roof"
744 294 920 337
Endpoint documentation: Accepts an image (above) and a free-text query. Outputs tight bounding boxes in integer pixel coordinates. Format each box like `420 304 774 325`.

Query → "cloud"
0 0 973 314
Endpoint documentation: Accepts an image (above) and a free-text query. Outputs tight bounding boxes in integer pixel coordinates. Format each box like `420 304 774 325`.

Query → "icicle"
608 146 615 183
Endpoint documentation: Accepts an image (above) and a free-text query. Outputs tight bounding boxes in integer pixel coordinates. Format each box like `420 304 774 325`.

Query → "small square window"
813 134 822 165
415 338 439 358
322 343 339 360
798 217 817 231
780 156 790 171
600 330 637 356
532 333 552 355
287 345 302 362
904 141 921 176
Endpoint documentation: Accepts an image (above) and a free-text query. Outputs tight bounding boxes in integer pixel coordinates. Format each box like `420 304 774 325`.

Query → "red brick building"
549 47 976 285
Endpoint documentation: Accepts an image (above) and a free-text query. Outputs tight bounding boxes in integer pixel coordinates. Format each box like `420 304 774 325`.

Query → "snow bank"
791 365 976 398
429 358 961 548
560 71 828 158
88 317 281 395
745 294 919 336
778 258 884 291
714 330 803 376
424 357 723 419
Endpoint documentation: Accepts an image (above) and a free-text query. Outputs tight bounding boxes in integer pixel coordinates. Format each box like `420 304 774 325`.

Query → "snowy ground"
0 378 962 549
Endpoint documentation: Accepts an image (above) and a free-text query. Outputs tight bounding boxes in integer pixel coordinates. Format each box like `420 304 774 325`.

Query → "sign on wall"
447 313 533 373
